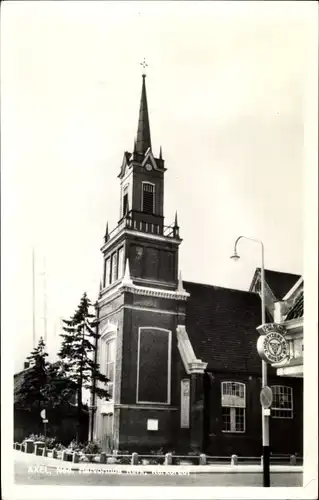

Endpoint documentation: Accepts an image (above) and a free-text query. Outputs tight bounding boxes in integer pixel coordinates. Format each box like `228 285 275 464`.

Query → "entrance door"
101 413 114 452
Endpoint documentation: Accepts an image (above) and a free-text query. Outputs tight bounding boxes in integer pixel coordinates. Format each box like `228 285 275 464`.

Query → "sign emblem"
257 331 289 364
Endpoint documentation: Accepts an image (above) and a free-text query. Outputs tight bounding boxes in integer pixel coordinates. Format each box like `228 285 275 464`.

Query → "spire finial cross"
140 58 148 76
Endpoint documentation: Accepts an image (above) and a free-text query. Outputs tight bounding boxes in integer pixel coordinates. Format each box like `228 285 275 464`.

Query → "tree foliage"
15 338 76 411
58 293 110 438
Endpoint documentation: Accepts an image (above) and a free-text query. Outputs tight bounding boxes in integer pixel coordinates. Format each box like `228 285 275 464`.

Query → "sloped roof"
286 291 304 320
183 281 264 373
251 268 301 300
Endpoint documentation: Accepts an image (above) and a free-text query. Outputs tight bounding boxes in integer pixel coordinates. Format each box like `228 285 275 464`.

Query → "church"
92 74 303 457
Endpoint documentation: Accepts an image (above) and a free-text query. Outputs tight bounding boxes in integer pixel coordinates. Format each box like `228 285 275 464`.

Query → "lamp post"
230 236 270 487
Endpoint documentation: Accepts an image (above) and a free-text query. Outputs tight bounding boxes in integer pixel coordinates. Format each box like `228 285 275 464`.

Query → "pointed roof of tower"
104 222 109 243
174 211 179 227
136 75 152 155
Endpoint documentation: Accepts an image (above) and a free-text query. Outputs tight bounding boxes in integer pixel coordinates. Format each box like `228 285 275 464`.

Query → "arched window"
221 381 246 433
142 182 155 214
99 324 117 401
271 385 293 418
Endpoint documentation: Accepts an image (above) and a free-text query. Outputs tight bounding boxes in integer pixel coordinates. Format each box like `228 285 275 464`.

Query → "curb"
15 452 303 475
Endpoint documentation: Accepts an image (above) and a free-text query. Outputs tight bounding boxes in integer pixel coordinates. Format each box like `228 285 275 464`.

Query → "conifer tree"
58 292 110 441
15 338 77 413
16 337 48 411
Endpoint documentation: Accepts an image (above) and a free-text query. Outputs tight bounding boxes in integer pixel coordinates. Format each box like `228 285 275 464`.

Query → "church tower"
93 73 191 452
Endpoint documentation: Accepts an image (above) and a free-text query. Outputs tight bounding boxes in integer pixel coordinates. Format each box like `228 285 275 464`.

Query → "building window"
105 339 116 400
111 252 118 283
271 385 293 418
142 183 155 214
104 258 111 287
221 381 246 433
117 246 124 279
123 193 129 216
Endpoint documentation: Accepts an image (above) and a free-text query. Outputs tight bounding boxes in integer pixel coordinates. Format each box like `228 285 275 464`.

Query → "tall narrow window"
271 386 293 418
105 339 116 400
117 246 124 280
111 252 118 283
123 193 128 216
221 381 246 433
142 183 155 214
104 258 111 287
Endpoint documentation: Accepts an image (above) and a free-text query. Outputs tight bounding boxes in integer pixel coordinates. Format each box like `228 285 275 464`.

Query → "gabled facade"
250 269 303 378
93 76 303 457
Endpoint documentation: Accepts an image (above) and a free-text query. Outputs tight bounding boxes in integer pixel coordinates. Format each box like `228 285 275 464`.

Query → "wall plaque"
180 379 190 428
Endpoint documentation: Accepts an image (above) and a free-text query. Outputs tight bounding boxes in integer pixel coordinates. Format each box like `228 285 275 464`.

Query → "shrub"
82 441 102 455
67 440 102 455
23 434 59 449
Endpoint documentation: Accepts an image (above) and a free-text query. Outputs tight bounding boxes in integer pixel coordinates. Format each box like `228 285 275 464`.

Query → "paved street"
14 452 302 487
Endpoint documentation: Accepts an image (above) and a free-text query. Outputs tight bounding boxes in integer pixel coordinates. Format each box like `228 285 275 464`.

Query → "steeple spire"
104 222 109 243
136 74 152 155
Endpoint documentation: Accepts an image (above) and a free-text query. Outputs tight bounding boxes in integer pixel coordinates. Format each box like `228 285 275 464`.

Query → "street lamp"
230 236 270 487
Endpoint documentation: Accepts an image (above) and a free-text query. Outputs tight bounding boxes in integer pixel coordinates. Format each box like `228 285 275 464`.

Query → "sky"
1 1 316 372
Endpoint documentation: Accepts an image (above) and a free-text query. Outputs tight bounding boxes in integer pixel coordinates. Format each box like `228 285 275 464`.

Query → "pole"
232 236 270 487
43 255 48 345
260 244 270 487
32 247 36 348
44 421 47 440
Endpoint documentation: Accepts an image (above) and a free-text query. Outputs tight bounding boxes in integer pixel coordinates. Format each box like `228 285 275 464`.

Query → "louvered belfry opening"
142 183 155 214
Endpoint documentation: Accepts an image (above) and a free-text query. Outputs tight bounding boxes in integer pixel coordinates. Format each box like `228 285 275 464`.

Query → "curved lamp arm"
231 235 265 325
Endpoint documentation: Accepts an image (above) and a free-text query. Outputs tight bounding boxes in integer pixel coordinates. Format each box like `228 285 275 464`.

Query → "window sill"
221 430 246 434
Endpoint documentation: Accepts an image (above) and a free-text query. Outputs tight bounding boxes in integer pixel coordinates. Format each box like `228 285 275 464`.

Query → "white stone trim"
136 327 172 405
98 322 118 410
282 317 303 332
277 364 303 378
283 277 303 301
119 281 189 301
176 325 207 374
142 150 160 171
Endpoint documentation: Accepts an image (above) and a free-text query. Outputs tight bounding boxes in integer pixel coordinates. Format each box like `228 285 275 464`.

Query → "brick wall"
204 372 303 456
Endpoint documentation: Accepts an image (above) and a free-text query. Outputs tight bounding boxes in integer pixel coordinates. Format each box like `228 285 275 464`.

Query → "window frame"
271 385 293 419
103 257 111 287
117 246 125 280
141 182 155 214
105 338 116 401
99 324 117 403
221 381 246 433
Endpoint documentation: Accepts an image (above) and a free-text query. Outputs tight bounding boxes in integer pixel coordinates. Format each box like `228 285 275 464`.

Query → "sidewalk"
14 450 303 475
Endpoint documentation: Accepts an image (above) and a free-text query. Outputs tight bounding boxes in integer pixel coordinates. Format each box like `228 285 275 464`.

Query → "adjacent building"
92 75 303 456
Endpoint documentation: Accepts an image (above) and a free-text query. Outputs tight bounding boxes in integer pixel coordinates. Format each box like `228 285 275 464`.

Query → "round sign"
257 331 289 364
260 386 273 409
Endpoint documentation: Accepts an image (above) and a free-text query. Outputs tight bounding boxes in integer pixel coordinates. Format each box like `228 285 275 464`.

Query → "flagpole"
32 247 36 348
